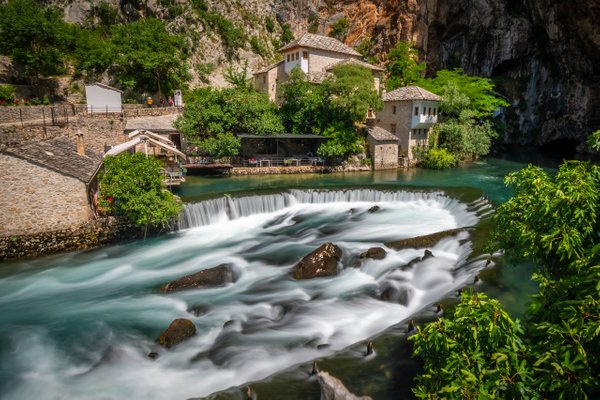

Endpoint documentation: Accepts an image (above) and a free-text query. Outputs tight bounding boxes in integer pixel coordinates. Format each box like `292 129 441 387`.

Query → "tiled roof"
125 114 179 131
326 58 385 72
253 60 283 75
85 82 123 93
368 126 399 142
382 86 442 101
3 137 103 183
278 33 361 56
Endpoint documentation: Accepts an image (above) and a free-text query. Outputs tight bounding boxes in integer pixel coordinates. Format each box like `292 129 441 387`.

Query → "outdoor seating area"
242 155 325 167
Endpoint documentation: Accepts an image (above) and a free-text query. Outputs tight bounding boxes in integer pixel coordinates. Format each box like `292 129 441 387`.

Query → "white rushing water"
0 189 490 400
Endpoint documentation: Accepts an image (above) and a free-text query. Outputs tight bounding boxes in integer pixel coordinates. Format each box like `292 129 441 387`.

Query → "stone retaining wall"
230 165 371 175
0 217 143 261
0 105 75 125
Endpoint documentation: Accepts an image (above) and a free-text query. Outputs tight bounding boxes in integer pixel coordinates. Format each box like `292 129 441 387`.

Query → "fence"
0 105 77 127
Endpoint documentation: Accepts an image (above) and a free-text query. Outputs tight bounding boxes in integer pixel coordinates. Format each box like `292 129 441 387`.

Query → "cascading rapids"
0 188 492 400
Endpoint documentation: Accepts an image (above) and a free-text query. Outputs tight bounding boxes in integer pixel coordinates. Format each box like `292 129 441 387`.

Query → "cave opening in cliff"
539 138 579 160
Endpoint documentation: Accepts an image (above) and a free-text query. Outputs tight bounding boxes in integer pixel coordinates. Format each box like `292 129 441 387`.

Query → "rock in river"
359 247 387 260
384 228 467 251
156 319 196 348
318 371 372 400
293 243 342 279
161 264 235 293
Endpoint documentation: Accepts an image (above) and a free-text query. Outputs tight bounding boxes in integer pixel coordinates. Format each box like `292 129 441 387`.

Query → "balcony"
411 114 437 128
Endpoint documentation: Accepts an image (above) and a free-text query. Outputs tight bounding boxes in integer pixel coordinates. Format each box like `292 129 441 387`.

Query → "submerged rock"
156 318 196 348
367 205 380 213
161 264 235 293
187 304 210 317
422 249 435 260
359 247 387 260
380 284 414 306
384 228 467 251
318 371 372 400
293 243 342 279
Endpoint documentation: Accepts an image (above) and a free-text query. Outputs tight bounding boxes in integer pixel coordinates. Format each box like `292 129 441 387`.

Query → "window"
414 107 419 116
287 54 290 62
390 124 397 133
296 51 299 60
392 105 396 114
428 108 432 115
263 76 266 83
433 108 437 116
303 51 308 59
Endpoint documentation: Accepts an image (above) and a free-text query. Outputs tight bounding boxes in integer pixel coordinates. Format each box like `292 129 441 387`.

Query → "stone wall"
230 165 371 175
368 140 399 170
0 216 143 261
0 105 75 125
0 155 93 236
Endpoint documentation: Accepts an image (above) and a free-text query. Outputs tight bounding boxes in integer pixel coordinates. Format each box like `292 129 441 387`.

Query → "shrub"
0 84 15 104
418 148 457 169
198 131 240 159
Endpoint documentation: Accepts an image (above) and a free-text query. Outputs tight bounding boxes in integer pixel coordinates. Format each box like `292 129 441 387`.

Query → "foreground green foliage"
411 292 535 399
413 148 600 398
99 153 182 229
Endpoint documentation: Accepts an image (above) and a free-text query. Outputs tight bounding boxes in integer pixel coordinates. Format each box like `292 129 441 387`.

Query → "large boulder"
318 371 372 400
384 228 467 251
155 319 196 348
161 264 234 293
293 243 342 279
359 247 387 260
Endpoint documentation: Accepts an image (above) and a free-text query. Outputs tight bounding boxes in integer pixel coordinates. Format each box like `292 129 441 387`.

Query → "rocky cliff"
290 0 600 147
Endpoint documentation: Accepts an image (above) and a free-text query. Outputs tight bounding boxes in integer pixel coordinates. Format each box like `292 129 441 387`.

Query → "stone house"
366 126 399 170
254 33 384 101
0 135 103 236
375 86 441 160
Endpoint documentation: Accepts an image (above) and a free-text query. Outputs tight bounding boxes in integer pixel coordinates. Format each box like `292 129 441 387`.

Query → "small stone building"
367 126 399 170
85 82 123 113
0 136 103 236
254 33 383 101
375 86 441 161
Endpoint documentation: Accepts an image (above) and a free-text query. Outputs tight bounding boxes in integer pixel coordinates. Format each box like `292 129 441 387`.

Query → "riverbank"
230 164 372 175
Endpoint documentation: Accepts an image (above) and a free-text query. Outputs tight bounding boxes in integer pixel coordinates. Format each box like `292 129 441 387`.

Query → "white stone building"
254 33 384 101
85 82 123 113
375 86 441 160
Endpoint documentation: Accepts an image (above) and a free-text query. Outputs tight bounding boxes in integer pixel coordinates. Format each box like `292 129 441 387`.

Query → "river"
0 158 541 399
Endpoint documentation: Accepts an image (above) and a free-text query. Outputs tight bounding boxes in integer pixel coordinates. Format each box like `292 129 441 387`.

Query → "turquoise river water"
0 158 542 399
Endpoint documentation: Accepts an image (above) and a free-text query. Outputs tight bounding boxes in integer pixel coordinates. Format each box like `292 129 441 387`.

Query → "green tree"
174 87 283 143
322 64 383 125
111 18 190 94
223 60 252 89
198 132 241 159
419 69 508 119
72 28 116 78
278 67 326 134
99 153 182 230
0 0 73 91
317 122 362 159
417 147 457 169
411 292 536 399
280 23 294 45
385 41 425 90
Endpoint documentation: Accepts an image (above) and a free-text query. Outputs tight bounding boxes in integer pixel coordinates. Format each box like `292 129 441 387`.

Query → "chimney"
76 133 85 156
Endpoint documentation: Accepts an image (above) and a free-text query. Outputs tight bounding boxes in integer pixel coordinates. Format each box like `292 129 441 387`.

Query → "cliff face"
274 0 600 146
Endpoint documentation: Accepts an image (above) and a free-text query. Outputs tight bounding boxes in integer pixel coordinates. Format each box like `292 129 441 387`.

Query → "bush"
0 84 15 105
99 153 182 229
418 148 457 169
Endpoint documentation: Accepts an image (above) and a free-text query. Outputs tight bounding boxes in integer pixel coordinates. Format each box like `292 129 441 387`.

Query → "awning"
104 135 186 159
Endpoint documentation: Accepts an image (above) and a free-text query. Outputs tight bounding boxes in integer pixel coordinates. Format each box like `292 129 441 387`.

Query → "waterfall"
180 189 488 229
